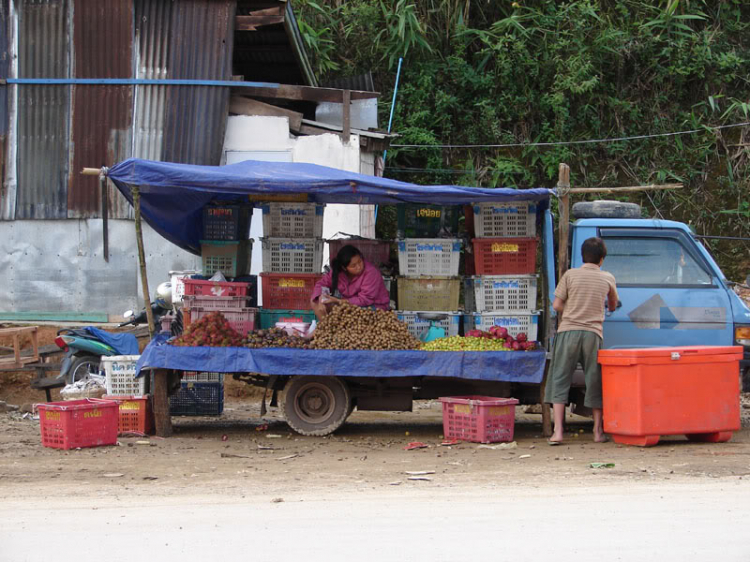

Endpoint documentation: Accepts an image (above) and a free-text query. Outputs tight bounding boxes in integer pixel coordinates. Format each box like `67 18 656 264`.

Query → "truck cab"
569 217 750 388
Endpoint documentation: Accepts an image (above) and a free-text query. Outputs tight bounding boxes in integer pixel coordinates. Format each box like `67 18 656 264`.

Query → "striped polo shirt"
555 263 618 339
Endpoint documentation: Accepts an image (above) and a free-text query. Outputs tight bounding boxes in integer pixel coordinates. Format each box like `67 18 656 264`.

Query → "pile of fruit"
170 312 243 347
422 327 537 352
245 327 312 349
465 326 536 351
312 302 421 351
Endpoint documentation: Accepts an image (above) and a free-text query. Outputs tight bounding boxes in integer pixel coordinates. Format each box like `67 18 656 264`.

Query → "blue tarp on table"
136 336 546 384
107 158 554 255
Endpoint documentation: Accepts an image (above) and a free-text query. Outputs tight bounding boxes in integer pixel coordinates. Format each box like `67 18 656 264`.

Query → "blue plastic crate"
169 381 224 416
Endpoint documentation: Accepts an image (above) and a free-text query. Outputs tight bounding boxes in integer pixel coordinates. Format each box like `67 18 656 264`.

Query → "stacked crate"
170 372 224 416
395 205 463 339
189 204 259 336
464 202 540 340
259 203 325 326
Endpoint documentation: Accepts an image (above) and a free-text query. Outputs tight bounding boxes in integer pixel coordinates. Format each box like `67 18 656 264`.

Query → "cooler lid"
598 345 743 362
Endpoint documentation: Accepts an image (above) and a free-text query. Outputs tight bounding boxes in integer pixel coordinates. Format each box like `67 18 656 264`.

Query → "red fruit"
511 341 520 351
516 332 528 343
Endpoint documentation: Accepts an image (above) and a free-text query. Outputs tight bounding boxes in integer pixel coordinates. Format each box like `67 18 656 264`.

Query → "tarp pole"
132 186 155 339
100 168 109 262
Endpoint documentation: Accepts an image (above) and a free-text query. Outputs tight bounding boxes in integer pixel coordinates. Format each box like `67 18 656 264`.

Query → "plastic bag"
209 271 227 282
60 374 107 400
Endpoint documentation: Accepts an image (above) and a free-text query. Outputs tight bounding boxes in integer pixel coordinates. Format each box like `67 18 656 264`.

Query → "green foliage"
296 0 750 280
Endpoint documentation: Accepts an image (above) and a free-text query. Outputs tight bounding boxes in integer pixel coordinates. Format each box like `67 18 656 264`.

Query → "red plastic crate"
438 396 519 443
184 307 257 336
328 238 391 267
37 399 119 450
260 273 322 310
472 238 537 275
182 278 252 298
103 395 153 436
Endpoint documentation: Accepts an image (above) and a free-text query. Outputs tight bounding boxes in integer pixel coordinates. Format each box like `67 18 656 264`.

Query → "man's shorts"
544 330 603 408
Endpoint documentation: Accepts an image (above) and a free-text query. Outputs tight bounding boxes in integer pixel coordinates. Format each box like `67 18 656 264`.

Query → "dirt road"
1 397 750 561
1 479 749 561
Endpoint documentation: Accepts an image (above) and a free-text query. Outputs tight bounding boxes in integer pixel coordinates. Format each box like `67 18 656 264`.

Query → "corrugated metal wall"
0 0 9 220
15 0 70 219
162 0 235 165
5 0 236 221
68 0 134 219
133 0 171 162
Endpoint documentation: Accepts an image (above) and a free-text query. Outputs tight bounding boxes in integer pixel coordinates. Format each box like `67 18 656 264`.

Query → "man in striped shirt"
546 237 618 444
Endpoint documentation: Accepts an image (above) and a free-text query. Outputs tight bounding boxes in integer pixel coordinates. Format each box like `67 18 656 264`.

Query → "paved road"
2 480 748 562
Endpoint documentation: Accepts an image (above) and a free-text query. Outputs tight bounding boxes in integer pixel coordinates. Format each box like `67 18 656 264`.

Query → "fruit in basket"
489 325 509 339
312 302 421 351
170 311 244 347
421 335 539 352
516 332 527 343
245 327 312 349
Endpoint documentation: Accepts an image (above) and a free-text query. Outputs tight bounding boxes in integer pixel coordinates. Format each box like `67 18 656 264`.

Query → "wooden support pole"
133 187 155 339
100 171 109 263
152 369 173 437
342 89 351 143
557 163 571 281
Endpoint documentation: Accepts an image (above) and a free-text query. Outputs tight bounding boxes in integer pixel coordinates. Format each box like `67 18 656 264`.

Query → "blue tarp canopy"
137 335 546 384
108 158 554 255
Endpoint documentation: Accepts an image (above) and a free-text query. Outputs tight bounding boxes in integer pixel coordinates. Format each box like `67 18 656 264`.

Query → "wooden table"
0 327 39 369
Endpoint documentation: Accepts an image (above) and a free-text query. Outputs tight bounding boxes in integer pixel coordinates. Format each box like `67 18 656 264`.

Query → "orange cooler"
598 346 742 447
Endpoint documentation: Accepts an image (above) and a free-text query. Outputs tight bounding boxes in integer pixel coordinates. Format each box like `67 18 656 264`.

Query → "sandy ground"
1 396 750 501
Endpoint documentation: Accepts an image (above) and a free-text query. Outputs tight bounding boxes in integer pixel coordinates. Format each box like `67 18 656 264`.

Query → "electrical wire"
390 121 750 149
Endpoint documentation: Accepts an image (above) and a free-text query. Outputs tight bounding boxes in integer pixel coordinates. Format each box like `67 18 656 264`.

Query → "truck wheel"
572 201 641 219
280 376 351 436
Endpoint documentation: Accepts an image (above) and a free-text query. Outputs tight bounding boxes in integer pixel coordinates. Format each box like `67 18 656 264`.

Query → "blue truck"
234 202 750 435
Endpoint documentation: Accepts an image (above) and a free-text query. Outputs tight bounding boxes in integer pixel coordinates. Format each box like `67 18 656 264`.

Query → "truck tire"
572 201 641 219
280 376 351 436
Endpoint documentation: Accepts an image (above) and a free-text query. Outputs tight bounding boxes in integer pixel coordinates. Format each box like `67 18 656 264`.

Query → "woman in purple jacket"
310 245 390 320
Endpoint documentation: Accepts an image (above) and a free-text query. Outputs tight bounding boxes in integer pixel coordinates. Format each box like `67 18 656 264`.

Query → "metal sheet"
133 0 171 162
162 0 235 165
0 219 201 315
68 0 133 219
15 0 69 220
0 0 9 220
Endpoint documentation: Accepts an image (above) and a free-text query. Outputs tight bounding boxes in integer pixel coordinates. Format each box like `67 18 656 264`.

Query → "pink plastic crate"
184 307 257 336
182 295 249 310
438 396 519 443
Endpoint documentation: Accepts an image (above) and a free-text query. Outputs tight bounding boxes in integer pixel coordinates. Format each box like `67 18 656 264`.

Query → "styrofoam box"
102 355 147 396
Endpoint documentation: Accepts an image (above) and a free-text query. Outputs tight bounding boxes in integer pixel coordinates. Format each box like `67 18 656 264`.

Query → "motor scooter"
54 283 176 384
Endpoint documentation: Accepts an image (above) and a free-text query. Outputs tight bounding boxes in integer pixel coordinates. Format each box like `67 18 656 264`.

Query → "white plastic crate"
472 202 537 237
464 275 538 312
397 238 461 277
261 237 324 273
261 203 325 238
463 312 539 341
396 311 461 340
182 371 224 382
102 355 147 396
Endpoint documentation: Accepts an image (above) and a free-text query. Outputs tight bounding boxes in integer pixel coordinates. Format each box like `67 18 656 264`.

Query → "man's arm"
553 297 565 314
607 284 618 312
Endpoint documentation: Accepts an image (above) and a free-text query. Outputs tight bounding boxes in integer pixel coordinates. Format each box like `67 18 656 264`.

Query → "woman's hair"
331 245 364 294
